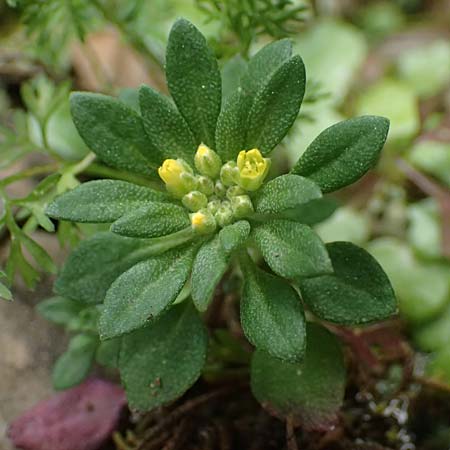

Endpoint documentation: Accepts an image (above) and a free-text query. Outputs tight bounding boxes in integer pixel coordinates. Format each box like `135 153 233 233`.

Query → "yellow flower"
158 158 196 198
236 149 271 191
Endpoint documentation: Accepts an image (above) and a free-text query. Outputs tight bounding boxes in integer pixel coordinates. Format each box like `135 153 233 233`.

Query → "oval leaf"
291 116 390 193
99 245 196 339
111 203 190 238
251 323 345 431
70 93 158 174
254 174 322 214
252 220 332 279
245 55 306 154
46 180 170 223
119 302 208 410
166 19 221 147
300 241 397 325
139 85 197 164
241 262 306 362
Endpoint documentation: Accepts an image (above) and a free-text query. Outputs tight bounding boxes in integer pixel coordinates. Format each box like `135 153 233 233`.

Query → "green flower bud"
220 161 240 186
215 201 233 227
226 185 246 199
231 195 254 219
182 190 208 212
207 198 221 215
190 209 216 235
197 175 215 196
236 149 271 191
158 158 196 198
194 144 222 178
215 180 227 197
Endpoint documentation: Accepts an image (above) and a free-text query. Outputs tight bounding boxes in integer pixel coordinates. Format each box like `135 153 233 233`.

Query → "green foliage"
41 19 394 416
251 323 345 430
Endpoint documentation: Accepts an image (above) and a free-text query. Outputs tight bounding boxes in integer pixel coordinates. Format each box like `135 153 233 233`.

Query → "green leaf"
241 262 306 362
37 296 84 326
52 333 98 390
245 55 305 154
277 197 338 225
0 281 12 301
300 242 397 325
99 245 196 339
252 220 332 279
70 92 158 174
166 19 221 147
254 174 322 214
215 40 293 161
191 235 228 312
110 203 190 239
242 39 293 98
96 337 121 368
218 220 251 254
291 116 389 193
55 232 159 304
18 231 57 274
119 302 208 410
46 180 170 223
139 85 197 164
251 323 345 431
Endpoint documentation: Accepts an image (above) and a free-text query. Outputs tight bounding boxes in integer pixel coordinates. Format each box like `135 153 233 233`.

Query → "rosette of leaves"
46 18 396 425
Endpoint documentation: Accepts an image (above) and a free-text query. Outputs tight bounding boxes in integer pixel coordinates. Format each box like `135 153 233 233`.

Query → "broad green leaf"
218 220 251 254
70 92 157 174
139 85 197 164
191 235 228 312
245 55 306 154
216 40 293 161
291 116 389 193
254 174 322 214
241 263 306 362
46 180 169 223
252 220 332 279
99 245 196 339
368 238 450 323
0 281 12 301
96 337 121 368
52 333 98 390
242 39 293 98
251 323 345 430
37 296 84 326
119 302 208 410
111 203 190 239
221 54 247 101
166 19 221 147
414 304 450 352
300 242 397 325
55 232 159 304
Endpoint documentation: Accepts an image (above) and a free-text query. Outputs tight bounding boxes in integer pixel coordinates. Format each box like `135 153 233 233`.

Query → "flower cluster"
158 145 270 234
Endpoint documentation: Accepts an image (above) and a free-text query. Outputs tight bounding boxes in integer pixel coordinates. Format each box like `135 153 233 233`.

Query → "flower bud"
197 175 215 196
236 149 271 191
158 158 196 198
215 201 233 227
214 180 227 197
194 144 222 178
220 161 240 186
182 190 208 212
207 198 221 215
190 209 216 235
226 185 245 199
231 194 254 219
